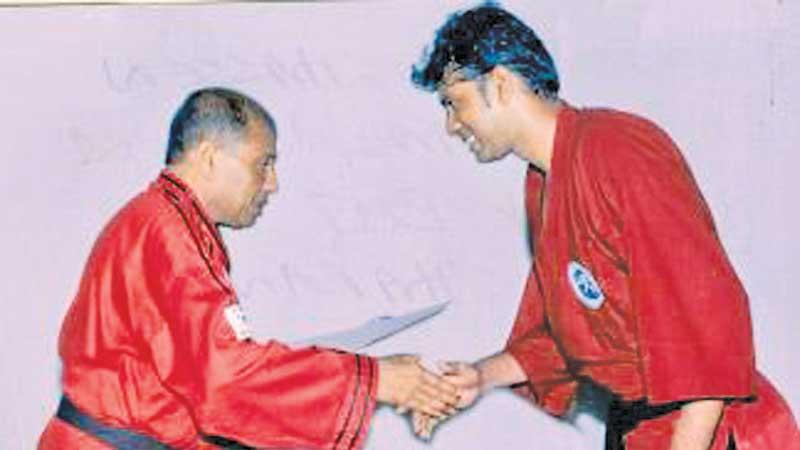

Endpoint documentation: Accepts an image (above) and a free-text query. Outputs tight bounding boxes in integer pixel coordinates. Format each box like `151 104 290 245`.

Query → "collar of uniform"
549 103 580 184
526 104 579 183
156 169 231 272
524 104 580 250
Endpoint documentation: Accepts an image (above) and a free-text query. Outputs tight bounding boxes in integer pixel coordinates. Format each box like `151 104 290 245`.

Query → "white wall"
0 1 797 448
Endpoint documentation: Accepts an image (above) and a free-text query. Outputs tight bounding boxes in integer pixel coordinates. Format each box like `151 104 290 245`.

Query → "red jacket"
506 107 799 449
39 170 377 449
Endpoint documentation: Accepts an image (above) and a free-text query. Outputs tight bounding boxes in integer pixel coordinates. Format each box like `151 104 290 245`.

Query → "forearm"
669 400 724 450
475 351 528 393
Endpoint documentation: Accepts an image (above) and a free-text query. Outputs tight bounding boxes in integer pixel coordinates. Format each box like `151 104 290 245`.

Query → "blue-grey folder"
293 302 448 351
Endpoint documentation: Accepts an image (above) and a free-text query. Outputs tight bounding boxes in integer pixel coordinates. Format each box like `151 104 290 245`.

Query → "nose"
445 109 462 137
262 165 279 194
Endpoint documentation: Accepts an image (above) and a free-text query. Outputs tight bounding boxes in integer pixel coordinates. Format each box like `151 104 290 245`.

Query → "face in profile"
437 70 513 163
212 121 278 228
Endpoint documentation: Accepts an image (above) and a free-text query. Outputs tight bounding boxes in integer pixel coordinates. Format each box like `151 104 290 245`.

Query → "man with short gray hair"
38 87 458 450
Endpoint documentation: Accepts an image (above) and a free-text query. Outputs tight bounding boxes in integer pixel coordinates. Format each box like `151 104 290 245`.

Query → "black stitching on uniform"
158 185 234 297
347 358 374 450
333 355 362 448
160 172 187 192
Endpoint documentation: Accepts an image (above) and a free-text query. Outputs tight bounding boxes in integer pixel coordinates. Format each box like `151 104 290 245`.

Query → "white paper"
293 302 448 351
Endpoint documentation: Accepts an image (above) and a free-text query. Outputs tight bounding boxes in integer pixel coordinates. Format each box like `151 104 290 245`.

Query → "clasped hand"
377 355 461 419
411 361 483 440
377 356 483 440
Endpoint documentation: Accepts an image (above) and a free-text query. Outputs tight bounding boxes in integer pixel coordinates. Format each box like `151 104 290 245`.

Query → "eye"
262 156 276 168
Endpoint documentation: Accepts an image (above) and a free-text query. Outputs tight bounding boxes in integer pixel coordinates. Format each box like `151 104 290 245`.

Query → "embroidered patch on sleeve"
567 261 605 310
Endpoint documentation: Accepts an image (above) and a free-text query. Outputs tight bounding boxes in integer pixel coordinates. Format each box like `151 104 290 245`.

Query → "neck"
169 162 222 223
511 95 563 173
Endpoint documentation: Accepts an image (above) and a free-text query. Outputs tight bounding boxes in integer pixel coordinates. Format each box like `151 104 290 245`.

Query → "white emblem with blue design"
567 261 605 310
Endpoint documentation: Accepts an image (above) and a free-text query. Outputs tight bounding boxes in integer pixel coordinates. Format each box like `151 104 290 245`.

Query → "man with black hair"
38 87 459 450
410 5 799 450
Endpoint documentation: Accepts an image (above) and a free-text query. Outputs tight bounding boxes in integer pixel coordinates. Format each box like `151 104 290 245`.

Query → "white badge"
223 303 253 341
567 261 605 310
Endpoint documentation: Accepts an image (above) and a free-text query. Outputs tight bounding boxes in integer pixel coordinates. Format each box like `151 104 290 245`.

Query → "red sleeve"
140 216 377 450
505 170 578 417
580 116 755 405
506 269 579 416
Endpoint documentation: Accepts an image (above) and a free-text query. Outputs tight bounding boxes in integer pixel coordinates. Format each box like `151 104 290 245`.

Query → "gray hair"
165 87 276 165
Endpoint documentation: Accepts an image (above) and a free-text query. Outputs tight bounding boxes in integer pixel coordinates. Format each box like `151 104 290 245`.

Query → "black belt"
56 396 175 449
605 397 684 450
56 396 255 450
605 397 737 450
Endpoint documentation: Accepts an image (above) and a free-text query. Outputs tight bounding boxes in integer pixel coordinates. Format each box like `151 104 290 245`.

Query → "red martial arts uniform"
38 171 377 450
505 107 800 449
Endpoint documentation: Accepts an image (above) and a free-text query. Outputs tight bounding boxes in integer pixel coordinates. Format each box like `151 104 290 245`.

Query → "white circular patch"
567 261 605 310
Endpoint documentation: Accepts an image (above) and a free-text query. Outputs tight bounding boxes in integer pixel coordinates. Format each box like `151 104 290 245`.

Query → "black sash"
605 397 683 450
56 396 255 449
605 397 736 450
56 396 175 449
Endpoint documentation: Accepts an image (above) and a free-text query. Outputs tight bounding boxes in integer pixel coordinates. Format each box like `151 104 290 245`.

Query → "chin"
230 202 267 229
475 150 503 163
240 214 261 229
224 213 260 230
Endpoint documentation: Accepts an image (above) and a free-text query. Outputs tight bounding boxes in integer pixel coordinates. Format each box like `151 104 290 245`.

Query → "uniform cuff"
505 344 578 417
332 355 377 450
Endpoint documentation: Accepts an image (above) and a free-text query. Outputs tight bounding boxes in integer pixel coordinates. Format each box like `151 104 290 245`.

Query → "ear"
487 66 516 106
194 140 218 180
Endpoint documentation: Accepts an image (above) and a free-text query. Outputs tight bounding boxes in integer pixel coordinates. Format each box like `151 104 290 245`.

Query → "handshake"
376 355 485 440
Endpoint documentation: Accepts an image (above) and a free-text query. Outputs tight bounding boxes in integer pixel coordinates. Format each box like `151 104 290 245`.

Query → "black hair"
411 3 559 99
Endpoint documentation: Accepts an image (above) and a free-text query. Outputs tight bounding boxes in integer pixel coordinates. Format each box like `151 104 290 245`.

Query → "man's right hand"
439 361 483 409
376 355 459 419
410 361 483 441
409 353 529 441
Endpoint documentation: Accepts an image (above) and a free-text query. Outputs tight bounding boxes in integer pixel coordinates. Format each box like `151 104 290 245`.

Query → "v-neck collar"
527 105 580 247
156 169 231 272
